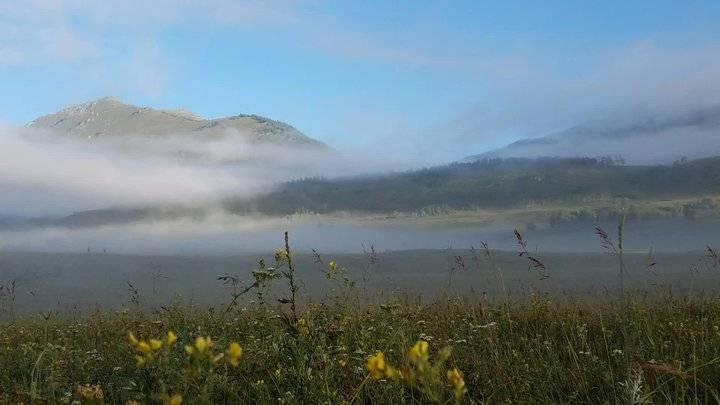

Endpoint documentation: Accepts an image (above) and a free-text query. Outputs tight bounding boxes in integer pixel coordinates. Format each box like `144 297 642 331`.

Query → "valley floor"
0 226 718 403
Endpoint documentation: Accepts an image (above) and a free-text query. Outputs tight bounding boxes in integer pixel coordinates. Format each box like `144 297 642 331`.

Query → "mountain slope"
28 97 324 147
227 156 720 215
464 106 720 164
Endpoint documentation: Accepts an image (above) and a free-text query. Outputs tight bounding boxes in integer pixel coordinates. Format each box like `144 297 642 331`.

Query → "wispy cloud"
0 1 510 74
428 41 720 151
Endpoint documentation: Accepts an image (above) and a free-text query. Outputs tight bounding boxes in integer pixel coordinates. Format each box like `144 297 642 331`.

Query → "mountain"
464 106 720 164
227 156 720 216
28 97 324 147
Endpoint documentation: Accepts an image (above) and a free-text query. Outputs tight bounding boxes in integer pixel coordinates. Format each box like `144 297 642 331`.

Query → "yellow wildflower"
184 345 194 355
166 331 178 346
408 340 430 365
165 394 183 405
367 352 399 380
77 384 104 400
194 336 212 354
135 355 146 368
447 368 467 399
137 341 152 355
149 339 163 351
226 342 243 367
328 261 338 272
128 332 139 346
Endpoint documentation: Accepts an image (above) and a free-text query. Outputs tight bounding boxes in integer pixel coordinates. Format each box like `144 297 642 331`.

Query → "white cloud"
0 122 421 217
0 125 257 216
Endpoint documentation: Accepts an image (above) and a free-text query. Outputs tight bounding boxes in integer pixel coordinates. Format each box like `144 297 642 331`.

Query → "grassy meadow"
1 230 720 404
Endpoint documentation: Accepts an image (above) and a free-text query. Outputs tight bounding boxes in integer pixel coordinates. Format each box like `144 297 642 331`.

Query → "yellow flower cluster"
128 331 177 367
366 352 400 380
446 368 467 399
164 394 183 405
77 384 104 400
367 341 467 401
408 340 430 366
185 336 244 368
225 342 244 367
185 336 222 364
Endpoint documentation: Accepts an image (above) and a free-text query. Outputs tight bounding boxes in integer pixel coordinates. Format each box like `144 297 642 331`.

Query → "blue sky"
1 1 720 161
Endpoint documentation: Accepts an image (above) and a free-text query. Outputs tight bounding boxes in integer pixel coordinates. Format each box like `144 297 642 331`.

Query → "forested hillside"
229 157 720 215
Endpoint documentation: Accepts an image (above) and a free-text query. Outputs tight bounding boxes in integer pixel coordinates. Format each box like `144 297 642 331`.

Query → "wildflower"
296 318 309 336
166 331 178 346
129 331 175 369
367 352 399 380
328 261 338 272
77 384 104 400
447 368 467 399
137 341 152 355
408 340 430 365
226 342 243 367
150 339 163 351
164 394 183 405
274 248 289 263
191 336 212 355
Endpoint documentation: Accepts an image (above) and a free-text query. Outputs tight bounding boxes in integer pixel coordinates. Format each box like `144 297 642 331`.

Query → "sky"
1 0 720 161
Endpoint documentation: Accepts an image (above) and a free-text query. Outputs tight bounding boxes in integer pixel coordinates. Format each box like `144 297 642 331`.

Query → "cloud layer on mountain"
0 123 417 218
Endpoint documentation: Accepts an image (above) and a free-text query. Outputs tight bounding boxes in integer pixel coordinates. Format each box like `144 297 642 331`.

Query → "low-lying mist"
0 124 419 219
0 213 716 255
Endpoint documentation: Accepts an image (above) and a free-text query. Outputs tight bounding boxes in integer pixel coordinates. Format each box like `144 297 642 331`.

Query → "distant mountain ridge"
28 97 324 147
464 106 720 164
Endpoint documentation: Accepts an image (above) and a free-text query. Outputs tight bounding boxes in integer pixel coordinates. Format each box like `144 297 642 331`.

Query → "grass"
4 295 720 403
2 233 720 404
